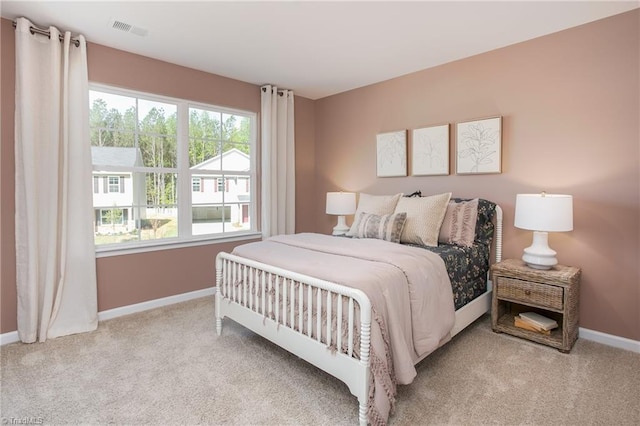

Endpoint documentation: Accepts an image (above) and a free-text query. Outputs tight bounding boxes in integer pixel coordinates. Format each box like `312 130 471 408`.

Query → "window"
108 176 121 193
192 177 201 192
100 208 124 225
89 85 256 248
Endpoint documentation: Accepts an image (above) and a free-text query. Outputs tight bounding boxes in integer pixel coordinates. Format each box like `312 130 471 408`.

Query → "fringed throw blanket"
232 233 455 425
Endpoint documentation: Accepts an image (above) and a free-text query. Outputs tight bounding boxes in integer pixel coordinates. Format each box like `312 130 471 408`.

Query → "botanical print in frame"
376 130 407 177
411 124 450 176
456 116 502 174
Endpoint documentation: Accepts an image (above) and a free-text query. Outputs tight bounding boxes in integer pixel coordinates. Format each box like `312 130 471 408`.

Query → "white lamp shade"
326 192 356 215
514 193 573 232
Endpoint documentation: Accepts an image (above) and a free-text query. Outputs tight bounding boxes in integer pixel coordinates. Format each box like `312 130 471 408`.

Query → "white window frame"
90 83 259 256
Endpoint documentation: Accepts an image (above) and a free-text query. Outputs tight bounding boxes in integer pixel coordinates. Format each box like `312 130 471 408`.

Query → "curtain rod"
12 20 80 47
262 86 292 96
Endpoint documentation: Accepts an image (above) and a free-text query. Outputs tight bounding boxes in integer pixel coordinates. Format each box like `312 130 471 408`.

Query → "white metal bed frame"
215 206 502 425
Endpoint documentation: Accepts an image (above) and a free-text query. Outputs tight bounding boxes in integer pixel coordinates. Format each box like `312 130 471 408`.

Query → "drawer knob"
524 289 531 296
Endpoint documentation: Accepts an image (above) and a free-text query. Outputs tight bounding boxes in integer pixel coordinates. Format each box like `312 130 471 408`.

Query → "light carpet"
2 296 639 425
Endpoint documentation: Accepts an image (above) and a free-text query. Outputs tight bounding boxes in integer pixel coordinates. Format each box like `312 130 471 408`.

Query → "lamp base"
522 231 558 270
332 215 349 236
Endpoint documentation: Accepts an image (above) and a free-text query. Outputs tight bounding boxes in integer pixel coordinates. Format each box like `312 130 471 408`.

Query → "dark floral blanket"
406 198 496 310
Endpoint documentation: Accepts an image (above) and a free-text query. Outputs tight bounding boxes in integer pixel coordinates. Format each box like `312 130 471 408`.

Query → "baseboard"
1 287 216 346
97 287 215 321
0 331 20 346
579 327 640 353
4 289 638 354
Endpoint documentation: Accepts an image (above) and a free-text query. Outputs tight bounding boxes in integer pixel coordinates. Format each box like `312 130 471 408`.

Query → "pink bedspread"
232 233 455 425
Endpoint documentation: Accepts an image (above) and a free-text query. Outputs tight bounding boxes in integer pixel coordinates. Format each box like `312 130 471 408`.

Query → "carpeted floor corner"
2 296 639 425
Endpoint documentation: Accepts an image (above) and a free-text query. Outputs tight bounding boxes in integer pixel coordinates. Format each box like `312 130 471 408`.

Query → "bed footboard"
215 252 372 426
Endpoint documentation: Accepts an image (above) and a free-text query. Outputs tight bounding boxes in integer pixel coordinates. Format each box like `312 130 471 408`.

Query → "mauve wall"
314 10 639 340
0 18 316 333
2 12 638 341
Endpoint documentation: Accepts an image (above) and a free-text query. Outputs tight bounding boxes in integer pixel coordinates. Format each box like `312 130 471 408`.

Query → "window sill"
95 232 262 258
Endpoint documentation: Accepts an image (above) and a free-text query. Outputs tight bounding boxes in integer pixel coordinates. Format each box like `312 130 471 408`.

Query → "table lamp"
514 193 573 270
326 192 356 236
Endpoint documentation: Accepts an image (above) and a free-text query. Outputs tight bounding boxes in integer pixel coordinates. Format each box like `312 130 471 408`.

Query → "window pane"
220 143 251 172
137 100 178 168
139 134 178 168
140 205 178 241
190 108 221 139
191 204 251 235
189 108 222 168
138 99 177 132
222 113 250 143
92 172 177 244
192 205 229 236
144 172 178 206
92 172 132 207
89 91 136 147
191 175 251 236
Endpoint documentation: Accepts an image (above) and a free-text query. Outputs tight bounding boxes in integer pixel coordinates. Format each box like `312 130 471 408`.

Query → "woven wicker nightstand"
491 259 581 352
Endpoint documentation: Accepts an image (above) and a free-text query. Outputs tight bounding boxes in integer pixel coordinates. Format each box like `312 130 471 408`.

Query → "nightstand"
491 259 581 352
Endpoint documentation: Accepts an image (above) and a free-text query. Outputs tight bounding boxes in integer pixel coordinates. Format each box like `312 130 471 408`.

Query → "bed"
215 196 502 425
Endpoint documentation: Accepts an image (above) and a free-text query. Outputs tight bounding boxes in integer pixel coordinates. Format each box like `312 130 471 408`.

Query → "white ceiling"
2 1 638 99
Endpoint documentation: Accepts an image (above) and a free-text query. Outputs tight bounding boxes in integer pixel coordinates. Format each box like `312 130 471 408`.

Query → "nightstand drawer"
496 277 564 310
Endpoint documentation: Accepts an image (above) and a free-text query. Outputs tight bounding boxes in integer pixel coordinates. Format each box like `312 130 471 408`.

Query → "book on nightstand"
514 316 551 335
519 312 558 330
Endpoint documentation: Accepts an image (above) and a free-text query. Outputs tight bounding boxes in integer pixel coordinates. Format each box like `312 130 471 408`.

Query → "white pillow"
347 193 402 236
394 192 452 246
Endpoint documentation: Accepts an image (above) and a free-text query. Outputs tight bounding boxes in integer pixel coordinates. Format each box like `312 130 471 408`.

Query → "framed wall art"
411 124 449 176
376 130 407 177
455 116 502 175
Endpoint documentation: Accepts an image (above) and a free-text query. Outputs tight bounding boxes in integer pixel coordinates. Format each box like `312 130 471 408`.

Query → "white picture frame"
376 130 407 177
456 116 502 175
411 124 450 176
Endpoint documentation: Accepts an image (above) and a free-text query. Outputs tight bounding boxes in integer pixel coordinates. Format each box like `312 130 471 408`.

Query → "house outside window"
89 85 257 249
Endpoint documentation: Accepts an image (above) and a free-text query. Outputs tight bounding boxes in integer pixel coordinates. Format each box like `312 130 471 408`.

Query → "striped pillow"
350 212 407 243
347 193 402 236
438 198 479 247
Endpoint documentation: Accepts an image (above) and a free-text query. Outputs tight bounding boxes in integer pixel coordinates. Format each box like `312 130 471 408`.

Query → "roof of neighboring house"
91 146 144 167
191 148 250 172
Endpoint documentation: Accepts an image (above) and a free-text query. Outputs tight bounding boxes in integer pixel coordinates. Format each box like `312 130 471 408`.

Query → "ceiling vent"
109 18 148 37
